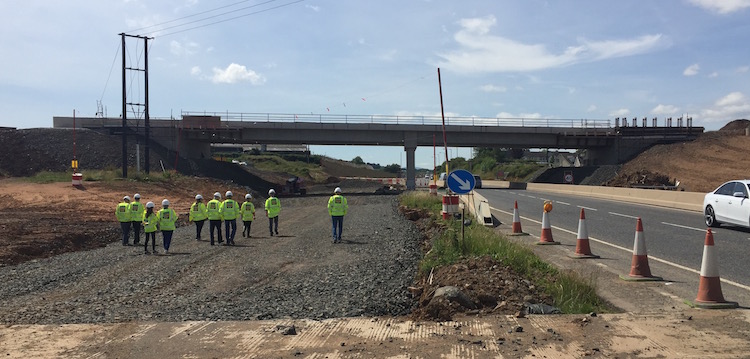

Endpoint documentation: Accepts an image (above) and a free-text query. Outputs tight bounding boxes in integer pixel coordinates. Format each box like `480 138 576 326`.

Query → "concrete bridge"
53 112 703 189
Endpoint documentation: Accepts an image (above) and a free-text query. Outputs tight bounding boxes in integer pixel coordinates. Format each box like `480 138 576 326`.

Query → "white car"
703 180 750 228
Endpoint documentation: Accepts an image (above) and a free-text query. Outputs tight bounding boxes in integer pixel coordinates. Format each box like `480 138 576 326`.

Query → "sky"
2 0 750 169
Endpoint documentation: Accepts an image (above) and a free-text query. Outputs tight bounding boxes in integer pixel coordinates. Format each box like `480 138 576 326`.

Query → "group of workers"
115 187 349 254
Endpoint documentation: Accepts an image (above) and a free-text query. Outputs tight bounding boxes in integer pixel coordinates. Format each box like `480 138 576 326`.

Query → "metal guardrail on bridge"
181 111 612 128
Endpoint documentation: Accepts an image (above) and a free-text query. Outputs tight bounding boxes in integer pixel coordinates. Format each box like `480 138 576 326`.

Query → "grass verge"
400 191 605 314
16 169 180 184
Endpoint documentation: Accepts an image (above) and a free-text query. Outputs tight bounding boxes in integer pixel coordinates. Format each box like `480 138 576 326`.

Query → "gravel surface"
0 195 422 324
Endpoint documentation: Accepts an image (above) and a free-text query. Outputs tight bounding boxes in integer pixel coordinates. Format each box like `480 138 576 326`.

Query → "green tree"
351 156 365 165
383 163 401 174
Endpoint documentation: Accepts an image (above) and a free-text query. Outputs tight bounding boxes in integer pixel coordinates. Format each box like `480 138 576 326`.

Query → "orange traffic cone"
509 201 528 236
693 229 738 309
620 218 662 281
536 207 559 245
569 208 599 259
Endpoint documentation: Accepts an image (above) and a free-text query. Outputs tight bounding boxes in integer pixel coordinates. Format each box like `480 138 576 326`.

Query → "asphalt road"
478 188 750 307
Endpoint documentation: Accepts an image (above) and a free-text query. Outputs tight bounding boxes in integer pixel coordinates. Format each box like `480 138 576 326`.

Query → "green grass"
17 168 179 183
401 192 605 314
240 155 328 182
22 171 73 183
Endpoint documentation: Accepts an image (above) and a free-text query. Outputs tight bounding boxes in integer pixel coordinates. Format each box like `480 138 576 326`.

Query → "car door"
710 182 736 223
727 182 750 226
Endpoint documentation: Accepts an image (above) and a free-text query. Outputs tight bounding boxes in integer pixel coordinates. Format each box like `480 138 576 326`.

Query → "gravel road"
0 195 422 324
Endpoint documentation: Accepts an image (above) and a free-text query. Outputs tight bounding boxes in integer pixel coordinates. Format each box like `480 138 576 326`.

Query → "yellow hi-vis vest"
190 202 208 221
206 199 222 220
327 194 348 216
157 208 177 231
220 199 239 220
265 197 281 218
116 202 130 222
129 201 145 222
143 212 158 233
241 201 255 221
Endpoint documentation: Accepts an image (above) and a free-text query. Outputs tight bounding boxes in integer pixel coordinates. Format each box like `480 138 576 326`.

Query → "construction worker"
130 193 145 245
220 191 239 245
327 187 348 243
207 192 223 245
240 193 255 237
157 199 177 255
190 194 208 241
265 189 281 236
142 201 158 254
116 196 132 246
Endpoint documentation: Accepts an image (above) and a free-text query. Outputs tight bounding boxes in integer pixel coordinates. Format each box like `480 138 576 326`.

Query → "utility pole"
120 33 153 178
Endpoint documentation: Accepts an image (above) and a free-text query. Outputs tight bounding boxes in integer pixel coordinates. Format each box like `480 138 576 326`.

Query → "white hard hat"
225 191 233 197
268 189 276 195
162 199 170 206
245 194 252 200
146 201 155 208
334 187 342 194
134 193 141 199
214 192 221 199
195 194 203 200
123 196 131 201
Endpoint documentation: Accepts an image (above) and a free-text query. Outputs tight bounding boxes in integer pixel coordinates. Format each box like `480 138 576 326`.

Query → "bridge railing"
181 111 612 128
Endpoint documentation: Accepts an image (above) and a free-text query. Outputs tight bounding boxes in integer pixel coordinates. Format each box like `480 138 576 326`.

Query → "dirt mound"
320 158 393 178
605 120 750 192
605 170 674 188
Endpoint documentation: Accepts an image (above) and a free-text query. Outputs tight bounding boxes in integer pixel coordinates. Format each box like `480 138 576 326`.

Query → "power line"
128 0 265 33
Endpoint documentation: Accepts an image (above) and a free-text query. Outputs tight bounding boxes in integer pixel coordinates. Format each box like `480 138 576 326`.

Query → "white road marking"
577 205 597 211
555 201 571 206
489 206 750 292
608 211 638 219
661 222 706 232
527 195 537 199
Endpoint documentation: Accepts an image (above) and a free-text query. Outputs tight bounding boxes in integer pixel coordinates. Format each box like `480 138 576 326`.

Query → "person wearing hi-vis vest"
142 201 158 254
189 194 208 241
265 189 281 236
157 199 177 255
116 196 132 246
240 194 256 238
129 193 145 245
220 191 239 246
327 187 348 243
207 192 223 245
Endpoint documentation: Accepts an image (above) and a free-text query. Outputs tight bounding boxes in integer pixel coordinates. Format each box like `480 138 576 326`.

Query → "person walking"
265 189 281 236
240 194 255 238
207 192 223 245
129 193 145 245
142 201 158 254
327 187 348 243
189 194 208 241
220 191 239 245
116 195 132 246
157 199 177 255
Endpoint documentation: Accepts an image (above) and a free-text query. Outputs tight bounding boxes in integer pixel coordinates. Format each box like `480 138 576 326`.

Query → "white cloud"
651 104 679 115
683 63 700 76
609 108 630 117
305 4 320 12
379 49 398 62
495 112 543 119
700 92 750 122
586 105 597 112
737 66 750 73
480 84 506 92
708 72 718 78
190 66 201 76
437 15 667 73
170 40 199 57
210 63 265 85
687 0 750 14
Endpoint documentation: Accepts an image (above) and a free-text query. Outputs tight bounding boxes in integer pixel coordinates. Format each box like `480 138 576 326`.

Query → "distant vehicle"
438 172 447 181
281 176 307 196
704 180 750 228
238 161 247 166
231 159 240 164
473 175 482 189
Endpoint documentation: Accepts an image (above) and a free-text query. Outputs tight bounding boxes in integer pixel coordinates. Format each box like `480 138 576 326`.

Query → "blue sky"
1 0 749 169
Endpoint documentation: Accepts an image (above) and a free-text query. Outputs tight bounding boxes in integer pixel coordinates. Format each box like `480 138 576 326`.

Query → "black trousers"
268 216 278 235
131 221 142 243
144 232 156 251
209 220 223 244
242 220 252 236
195 219 205 239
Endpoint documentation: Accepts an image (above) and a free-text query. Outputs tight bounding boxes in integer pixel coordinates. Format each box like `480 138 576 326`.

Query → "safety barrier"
342 177 431 188
458 192 493 226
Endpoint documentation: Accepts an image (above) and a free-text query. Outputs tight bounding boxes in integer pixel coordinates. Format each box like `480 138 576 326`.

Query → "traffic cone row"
510 201 736 309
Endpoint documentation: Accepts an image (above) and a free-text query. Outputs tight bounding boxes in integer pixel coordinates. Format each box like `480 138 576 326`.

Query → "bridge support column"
405 141 416 190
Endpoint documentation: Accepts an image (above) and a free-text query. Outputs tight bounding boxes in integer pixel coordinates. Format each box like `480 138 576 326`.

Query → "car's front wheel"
705 205 719 227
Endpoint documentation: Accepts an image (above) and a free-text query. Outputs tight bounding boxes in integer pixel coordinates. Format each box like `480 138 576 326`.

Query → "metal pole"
121 33 128 178
438 68 449 177
144 36 150 174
